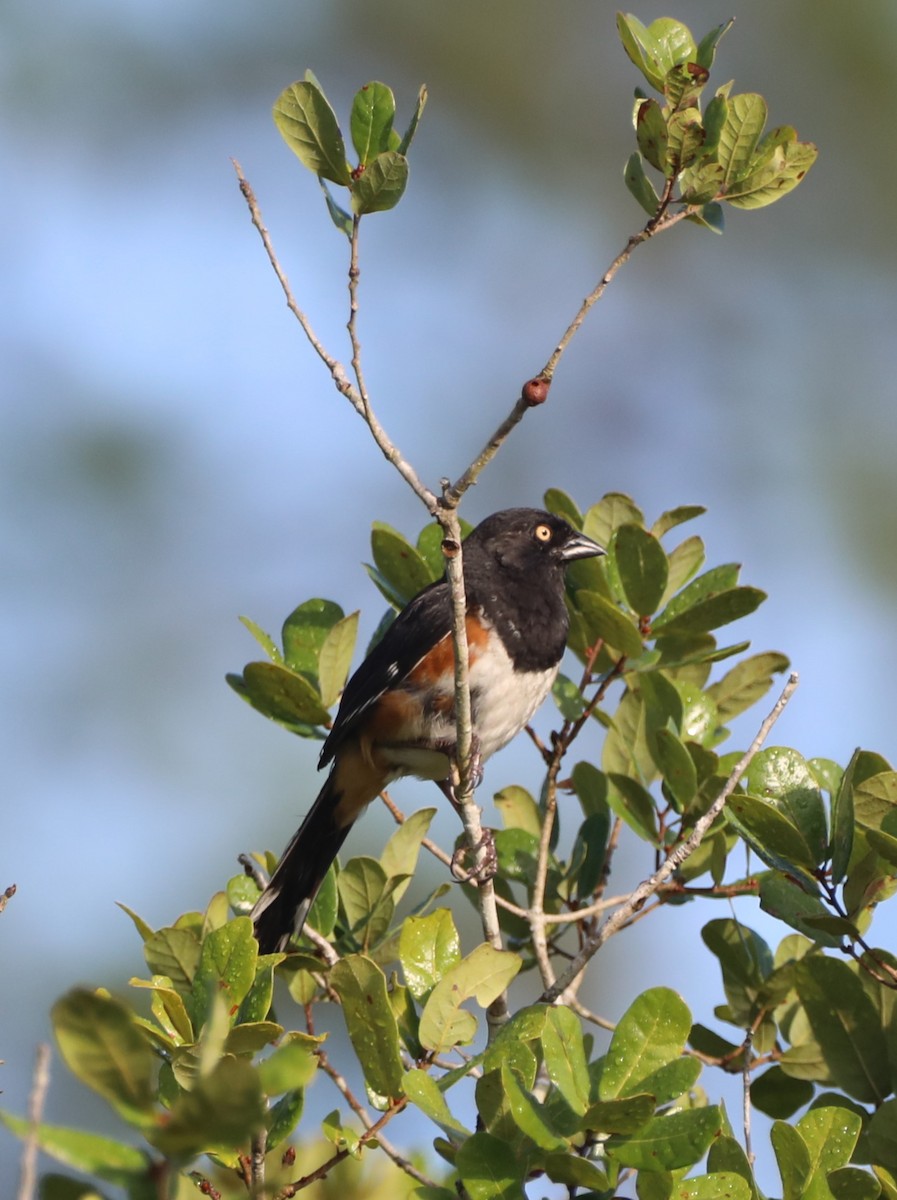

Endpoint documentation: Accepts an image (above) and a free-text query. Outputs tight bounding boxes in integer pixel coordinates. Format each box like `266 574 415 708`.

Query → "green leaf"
542 1006 590 1116
654 726 698 809
750 1065 815 1119
0 1115 148 1187
624 151 661 215
725 132 818 210
794 957 890 1104
267 1089 305 1150
747 746 828 865
273 80 351 185
796 1104 862 1190
582 493 645 547
706 1133 758 1199
144 926 200 996
600 986 692 1100
606 772 658 842
772 1120 812 1200
717 93 768 184
52 990 156 1123
572 811 611 899
866 1099 897 1178
827 1167 883 1200
398 84 428 156
149 1055 265 1157
607 1105 723 1171
707 652 790 722
371 521 435 605
379 805 436 903
658 534 706 608
674 1176 752 1200
237 661 331 728
701 918 772 1024
330 955 405 1099
317 611 359 707
500 1061 566 1150
281 598 344 676
419 944 521 1053
725 793 820 889
575 589 644 657
614 523 669 616
338 856 393 945
571 760 608 818
582 1093 655 1134
318 179 354 237
494 785 542 836
191 917 257 1027
852 768 897 830
403 1067 471 1142
455 1131 527 1199
543 487 582 528
37 1176 111 1200
651 505 706 539
399 908 462 1000
351 150 409 215
350 81 396 165
653 586 766 638
616 13 667 92
831 751 860 885
667 107 705 173
238 614 282 663
257 1038 318 1096
541 1152 610 1192
758 874 843 948
636 99 669 173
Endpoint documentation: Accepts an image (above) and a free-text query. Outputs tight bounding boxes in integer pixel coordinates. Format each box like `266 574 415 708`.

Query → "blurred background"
3 0 896 1192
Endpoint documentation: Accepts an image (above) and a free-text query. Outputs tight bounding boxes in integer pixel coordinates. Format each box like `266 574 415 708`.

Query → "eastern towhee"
251 507 605 953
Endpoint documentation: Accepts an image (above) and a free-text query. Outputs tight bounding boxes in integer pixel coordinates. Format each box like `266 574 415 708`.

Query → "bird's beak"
561 530 606 562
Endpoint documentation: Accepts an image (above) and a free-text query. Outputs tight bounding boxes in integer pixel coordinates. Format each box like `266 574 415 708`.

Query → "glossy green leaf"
191 917 257 1029
655 727 698 809
237 661 330 727
866 1099 897 1177
318 178 353 237
144 927 200 996
600 986 692 1100
747 746 828 865
583 493 645 547
399 908 461 1000
224 1020 281 1056
794 957 890 1104
717 92 768 184
772 1120 811 1200
607 1104 723 1171
0 1114 147 1186
273 80 351 185
674 1176 752 1200
659 534 706 608
758 874 842 948
351 150 408 214
725 793 819 889
827 1167 883 1200
317 610 359 707
238 614 282 663
267 1089 305 1150
500 1061 566 1150
572 811 611 899
624 151 661 215
706 1133 758 1199
150 1055 265 1157
616 13 667 92
542 1006 590 1116
34 1176 110 1200
494 827 540 883
853 769 897 830
575 589 644 657
696 18 734 69
281 598 344 675
667 107 705 173
726 135 818 210
542 1151 610 1191
380 803 435 885
370 521 434 605
330 955 404 1099
338 856 392 943
571 760 608 818
607 772 658 842
419 944 521 1053
796 1104 863 1191
614 523 669 616
350 81 395 164
403 1067 471 1142
455 1131 526 1199
52 990 156 1122
652 585 765 638
701 919 772 1023
707 652 790 721
651 505 706 539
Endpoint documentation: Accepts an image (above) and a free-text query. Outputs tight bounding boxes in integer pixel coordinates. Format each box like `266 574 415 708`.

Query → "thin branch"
541 672 800 1004
250 1129 267 1198
232 160 436 510
0 883 16 915
17 1043 51 1200
317 1050 439 1190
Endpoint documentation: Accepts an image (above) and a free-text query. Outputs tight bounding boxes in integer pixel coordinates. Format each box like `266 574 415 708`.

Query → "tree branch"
16 1043 50 1200
541 672 800 1004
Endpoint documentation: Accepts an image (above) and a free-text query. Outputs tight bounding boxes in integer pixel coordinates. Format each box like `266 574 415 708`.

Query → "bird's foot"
450 827 498 884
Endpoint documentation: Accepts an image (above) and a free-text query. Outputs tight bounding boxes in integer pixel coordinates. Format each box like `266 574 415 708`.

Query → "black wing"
318 579 453 768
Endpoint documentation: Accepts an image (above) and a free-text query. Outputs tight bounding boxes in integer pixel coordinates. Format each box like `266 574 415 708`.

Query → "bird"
251 507 605 953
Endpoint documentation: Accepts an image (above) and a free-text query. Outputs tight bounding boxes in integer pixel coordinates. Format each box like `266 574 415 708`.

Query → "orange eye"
534 523 553 542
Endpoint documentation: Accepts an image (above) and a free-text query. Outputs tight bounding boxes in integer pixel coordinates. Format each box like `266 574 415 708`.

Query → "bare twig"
250 1128 267 1197
317 1050 438 1190
0 883 16 915
541 672 800 1004
16 1043 51 1200
232 160 436 510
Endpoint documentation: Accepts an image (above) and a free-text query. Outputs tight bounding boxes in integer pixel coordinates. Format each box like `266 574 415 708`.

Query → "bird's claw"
450 827 498 884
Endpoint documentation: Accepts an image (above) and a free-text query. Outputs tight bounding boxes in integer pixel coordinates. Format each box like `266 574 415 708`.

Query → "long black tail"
251 772 354 954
